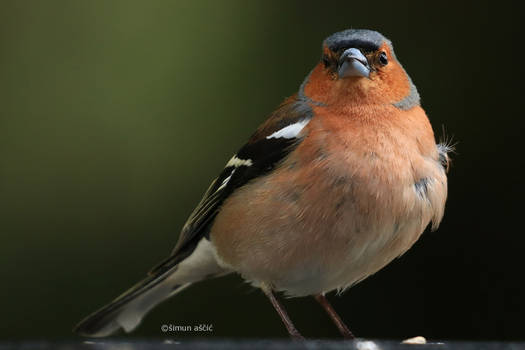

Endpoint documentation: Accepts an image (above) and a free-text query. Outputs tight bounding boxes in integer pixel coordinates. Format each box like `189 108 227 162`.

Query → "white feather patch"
217 170 235 191
169 239 223 283
266 119 309 139
226 155 253 168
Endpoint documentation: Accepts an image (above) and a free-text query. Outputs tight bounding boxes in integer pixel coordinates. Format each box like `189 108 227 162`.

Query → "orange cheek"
303 52 414 108
369 63 411 103
389 65 412 101
362 44 410 102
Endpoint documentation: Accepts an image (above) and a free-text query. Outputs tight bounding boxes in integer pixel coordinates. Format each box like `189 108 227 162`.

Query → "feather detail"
152 95 314 272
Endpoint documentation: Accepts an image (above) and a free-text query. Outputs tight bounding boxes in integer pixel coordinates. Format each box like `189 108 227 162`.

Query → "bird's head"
301 29 419 110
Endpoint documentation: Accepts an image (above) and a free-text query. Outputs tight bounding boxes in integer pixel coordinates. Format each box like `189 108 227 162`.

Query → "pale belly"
210 139 447 296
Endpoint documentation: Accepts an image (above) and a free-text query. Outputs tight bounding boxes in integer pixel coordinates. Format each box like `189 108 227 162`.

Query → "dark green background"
1 0 522 341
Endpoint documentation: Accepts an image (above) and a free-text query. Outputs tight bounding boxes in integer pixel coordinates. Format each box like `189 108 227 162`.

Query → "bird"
74 28 450 340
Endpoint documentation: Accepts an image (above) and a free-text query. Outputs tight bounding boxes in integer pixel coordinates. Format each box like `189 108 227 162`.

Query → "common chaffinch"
75 29 450 340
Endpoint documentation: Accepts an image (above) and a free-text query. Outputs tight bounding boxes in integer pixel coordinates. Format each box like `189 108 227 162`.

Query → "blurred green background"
1 0 523 341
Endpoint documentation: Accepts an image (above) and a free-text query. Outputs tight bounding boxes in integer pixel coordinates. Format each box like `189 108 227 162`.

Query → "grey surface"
1 340 525 350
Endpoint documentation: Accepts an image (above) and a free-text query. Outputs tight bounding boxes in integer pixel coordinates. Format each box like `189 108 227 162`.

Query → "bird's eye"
379 52 388 66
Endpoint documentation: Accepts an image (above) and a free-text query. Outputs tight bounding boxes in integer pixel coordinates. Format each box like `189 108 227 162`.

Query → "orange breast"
209 102 447 296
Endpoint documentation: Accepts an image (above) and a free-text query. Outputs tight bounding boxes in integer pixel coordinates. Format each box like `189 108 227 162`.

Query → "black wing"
150 96 313 274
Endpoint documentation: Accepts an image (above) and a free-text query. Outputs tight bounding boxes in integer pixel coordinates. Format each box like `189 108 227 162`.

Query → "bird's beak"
338 48 370 79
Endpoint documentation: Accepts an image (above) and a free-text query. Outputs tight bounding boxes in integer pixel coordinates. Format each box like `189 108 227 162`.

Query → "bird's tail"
74 238 225 337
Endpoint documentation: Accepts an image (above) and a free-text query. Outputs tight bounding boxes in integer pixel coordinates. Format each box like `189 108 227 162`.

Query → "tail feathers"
116 281 191 334
74 238 228 337
74 267 189 337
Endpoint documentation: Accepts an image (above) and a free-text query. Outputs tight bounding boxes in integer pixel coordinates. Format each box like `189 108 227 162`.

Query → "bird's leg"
314 294 355 339
261 286 304 340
